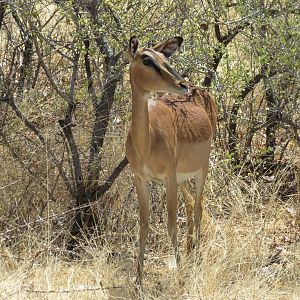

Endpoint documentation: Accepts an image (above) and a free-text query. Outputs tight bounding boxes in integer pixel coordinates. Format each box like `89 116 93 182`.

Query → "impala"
126 36 217 285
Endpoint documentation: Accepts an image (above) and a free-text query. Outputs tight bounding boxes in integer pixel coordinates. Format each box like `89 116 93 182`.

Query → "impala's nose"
179 82 189 94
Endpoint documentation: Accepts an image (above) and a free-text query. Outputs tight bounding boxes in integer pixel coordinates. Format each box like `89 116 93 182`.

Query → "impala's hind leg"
194 165 209 245
166 173 180 266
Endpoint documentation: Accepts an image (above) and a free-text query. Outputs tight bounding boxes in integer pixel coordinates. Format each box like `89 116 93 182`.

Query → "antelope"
126 36 217 285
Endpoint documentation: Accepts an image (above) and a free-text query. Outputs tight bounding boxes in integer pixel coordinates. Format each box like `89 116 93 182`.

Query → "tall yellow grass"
1 154 299 300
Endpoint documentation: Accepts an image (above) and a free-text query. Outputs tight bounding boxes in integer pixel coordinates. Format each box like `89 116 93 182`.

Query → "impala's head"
127 36 188 95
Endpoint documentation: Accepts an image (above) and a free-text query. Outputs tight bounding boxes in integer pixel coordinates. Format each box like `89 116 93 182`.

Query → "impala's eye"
141 54 162 74
142 55 153 66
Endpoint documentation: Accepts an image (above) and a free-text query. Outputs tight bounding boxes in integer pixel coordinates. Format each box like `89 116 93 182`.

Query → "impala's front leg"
135 176 150 285
166 174 180 266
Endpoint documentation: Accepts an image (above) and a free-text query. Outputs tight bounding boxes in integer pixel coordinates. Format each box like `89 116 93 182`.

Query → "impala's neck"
130 79 151 158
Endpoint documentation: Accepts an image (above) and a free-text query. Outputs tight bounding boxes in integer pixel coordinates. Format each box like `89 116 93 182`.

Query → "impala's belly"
139 138 212 183
126 122 213 183
141 164 198 183
142 164 165 182
141 166 200 183
176 171 199 183
176 138 212 172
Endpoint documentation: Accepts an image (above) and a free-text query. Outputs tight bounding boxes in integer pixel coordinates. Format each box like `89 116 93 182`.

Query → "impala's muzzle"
178 81 189 94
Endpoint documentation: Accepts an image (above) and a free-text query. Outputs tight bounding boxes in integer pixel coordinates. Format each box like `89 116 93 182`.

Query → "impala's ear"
128 36 139 61
152 36 183 58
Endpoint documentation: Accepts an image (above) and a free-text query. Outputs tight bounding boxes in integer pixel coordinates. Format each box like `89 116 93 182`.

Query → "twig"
24 284 123 294
41 7 60 29
8 100 45 145
0 181 20 190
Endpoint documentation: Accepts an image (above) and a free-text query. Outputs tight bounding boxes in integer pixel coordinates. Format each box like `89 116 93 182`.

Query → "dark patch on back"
156 84 218 133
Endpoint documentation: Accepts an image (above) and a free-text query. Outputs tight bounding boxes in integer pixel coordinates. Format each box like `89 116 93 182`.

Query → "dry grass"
1 154 299 300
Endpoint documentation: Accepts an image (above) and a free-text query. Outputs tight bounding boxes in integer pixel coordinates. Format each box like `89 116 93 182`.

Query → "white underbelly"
142 164 198 183
176 171 198 183
142 165 165 181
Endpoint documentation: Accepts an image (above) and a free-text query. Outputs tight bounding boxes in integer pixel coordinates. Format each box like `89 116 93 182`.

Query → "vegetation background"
0 0 299 298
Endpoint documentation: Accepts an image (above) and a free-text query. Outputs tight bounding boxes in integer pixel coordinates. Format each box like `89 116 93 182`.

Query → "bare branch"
7 97 73 195
55 48 83 196
214 17 223 43
87 71 123 187
59 111 83 196
228 72 265 161
31 61 41 88
41 7 60 29
0 0 6 30
92 156 128 199
69 51 80 101
24 285 122 294
0 132 57 202
83 37 98 109
103 3 127 47
11 9 26 36
222 20 250 47
9 100 46 145
203 18 250 87
37 34 74 62
28 20 70 103
17 37 33 99
76 1 117 66
280 114 300 146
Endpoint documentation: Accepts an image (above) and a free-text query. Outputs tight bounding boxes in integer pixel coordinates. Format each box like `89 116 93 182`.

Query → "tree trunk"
66 157 128 252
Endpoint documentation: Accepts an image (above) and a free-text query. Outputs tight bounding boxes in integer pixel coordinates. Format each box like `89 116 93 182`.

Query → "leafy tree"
0 0 299 251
